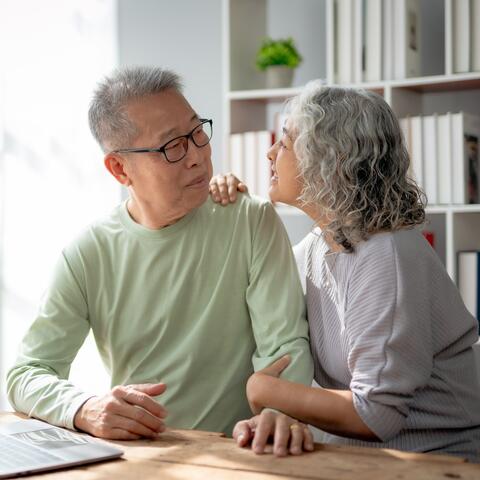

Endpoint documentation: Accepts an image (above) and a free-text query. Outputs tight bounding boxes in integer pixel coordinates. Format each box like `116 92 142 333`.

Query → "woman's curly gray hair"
287 81 426 252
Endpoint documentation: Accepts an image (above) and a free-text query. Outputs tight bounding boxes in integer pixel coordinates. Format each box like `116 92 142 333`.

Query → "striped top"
294 227 480 462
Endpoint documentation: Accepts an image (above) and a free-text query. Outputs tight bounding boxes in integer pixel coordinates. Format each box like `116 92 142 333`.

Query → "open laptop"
0 418 123 478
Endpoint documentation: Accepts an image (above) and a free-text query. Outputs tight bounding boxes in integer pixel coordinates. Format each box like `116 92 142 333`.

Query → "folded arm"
7 251 167 439
246 372 377 440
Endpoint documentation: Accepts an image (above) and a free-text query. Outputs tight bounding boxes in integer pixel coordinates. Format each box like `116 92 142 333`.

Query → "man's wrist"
72 396 96 432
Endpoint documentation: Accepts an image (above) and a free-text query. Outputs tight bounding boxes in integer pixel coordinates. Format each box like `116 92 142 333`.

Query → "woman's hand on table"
209 173 247 205
233 355 314 457
233 410 314 457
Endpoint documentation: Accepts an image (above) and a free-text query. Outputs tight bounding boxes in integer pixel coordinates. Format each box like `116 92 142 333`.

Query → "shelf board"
426 204 480 214
390 72 480 93
227 73 480 101
275 204 480 216
228 87 303 101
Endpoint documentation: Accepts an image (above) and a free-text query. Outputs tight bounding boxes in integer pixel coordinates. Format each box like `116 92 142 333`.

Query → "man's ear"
104 153 132 186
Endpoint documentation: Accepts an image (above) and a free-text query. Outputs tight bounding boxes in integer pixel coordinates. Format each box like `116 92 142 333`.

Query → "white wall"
117 0 224 172
267 0 327 86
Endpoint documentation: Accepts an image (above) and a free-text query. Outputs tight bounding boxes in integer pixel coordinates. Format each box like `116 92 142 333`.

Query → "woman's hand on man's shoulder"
209 173 247 205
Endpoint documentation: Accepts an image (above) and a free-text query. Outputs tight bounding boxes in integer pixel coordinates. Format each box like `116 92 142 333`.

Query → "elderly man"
6 66 313 455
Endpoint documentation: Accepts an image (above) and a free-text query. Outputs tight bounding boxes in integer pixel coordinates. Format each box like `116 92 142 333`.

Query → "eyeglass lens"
164 121 212 162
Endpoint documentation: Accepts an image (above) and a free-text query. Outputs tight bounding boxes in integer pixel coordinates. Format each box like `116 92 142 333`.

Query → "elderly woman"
210 83 480 461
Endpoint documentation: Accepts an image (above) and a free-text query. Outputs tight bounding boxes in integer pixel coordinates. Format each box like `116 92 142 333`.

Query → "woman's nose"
267 142 279 162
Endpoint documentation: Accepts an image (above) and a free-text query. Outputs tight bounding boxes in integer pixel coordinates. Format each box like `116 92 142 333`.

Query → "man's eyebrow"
156 113 199 143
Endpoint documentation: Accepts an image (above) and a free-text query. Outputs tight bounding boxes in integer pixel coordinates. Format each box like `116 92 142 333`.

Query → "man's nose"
184 137 205 168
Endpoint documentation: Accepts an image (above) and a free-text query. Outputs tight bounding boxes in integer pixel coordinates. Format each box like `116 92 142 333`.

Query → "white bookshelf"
222 0 480 285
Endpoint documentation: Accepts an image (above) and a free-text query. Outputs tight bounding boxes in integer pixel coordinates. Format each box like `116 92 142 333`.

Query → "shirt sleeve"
345 235 433 441
246 201 314 386
6 251 95 430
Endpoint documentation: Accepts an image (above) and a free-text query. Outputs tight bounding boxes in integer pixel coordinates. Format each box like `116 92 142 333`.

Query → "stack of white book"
458 250 480 328
452 0 480 73
400 112 480 205
335 0 421 83
228 131 274 198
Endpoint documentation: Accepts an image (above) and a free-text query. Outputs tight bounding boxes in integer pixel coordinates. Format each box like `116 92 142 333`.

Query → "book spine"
354 0 363 83
229 133 244 180
423 114 438 205
256 131 273 199
451 112 466 204
477 253 480 327
472 0 480 71
405 0 421 77
458 251 479 321
411 116 424 188
243 132 258 195
437 113 452 204
336 0 354 83
365 0 382 82
382 0 394 80
462 112 480 204
393 0 406 79
453 0 471 73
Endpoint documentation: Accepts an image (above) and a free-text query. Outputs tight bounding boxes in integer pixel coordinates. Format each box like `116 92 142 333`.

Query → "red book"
422 231 435 248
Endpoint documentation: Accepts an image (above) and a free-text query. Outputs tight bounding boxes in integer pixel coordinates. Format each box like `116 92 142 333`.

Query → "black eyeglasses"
111 118 213 163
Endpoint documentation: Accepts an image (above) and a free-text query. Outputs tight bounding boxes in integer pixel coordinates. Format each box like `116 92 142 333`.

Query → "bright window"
0 0 119 409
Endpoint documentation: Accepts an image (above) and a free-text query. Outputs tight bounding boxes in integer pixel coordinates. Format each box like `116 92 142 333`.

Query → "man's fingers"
108 428 142 441
127 383 167 396
108 398 166 433
233 420 253 447
117 384 168 417
110 413 162 438
252 412 275 454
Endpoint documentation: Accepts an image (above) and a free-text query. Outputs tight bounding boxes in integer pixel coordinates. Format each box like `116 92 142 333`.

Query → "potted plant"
256 37 302 89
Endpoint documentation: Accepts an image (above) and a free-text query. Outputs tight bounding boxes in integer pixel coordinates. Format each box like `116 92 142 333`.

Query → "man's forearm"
248 375 378 441
6 365 94 430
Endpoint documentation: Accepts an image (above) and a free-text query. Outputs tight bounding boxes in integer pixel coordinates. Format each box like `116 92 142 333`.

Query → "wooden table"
2 412 480 479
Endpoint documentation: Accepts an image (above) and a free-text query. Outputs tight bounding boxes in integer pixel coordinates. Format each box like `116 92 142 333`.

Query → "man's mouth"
186 174 208 187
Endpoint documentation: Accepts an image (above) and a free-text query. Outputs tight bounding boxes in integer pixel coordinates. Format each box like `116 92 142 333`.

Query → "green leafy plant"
255 37 303 71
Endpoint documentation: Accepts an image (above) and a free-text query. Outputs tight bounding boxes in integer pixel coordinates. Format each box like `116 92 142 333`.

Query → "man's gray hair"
286 81 426 252
88 66 183 152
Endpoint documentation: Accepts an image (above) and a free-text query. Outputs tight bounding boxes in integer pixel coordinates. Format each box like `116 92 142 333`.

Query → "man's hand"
74 383 168 440
209 173 247 205
233 410 314 457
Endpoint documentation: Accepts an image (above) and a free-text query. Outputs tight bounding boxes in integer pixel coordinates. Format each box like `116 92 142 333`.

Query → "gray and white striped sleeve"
344 235 433 441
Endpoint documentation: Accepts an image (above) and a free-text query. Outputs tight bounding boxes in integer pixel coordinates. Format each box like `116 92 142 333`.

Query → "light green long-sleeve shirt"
7 194 313 435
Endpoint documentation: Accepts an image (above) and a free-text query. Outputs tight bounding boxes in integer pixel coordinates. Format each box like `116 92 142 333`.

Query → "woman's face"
267 119 303 206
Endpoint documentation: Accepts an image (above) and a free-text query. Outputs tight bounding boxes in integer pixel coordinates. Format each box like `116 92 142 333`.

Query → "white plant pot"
265 66 294 89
